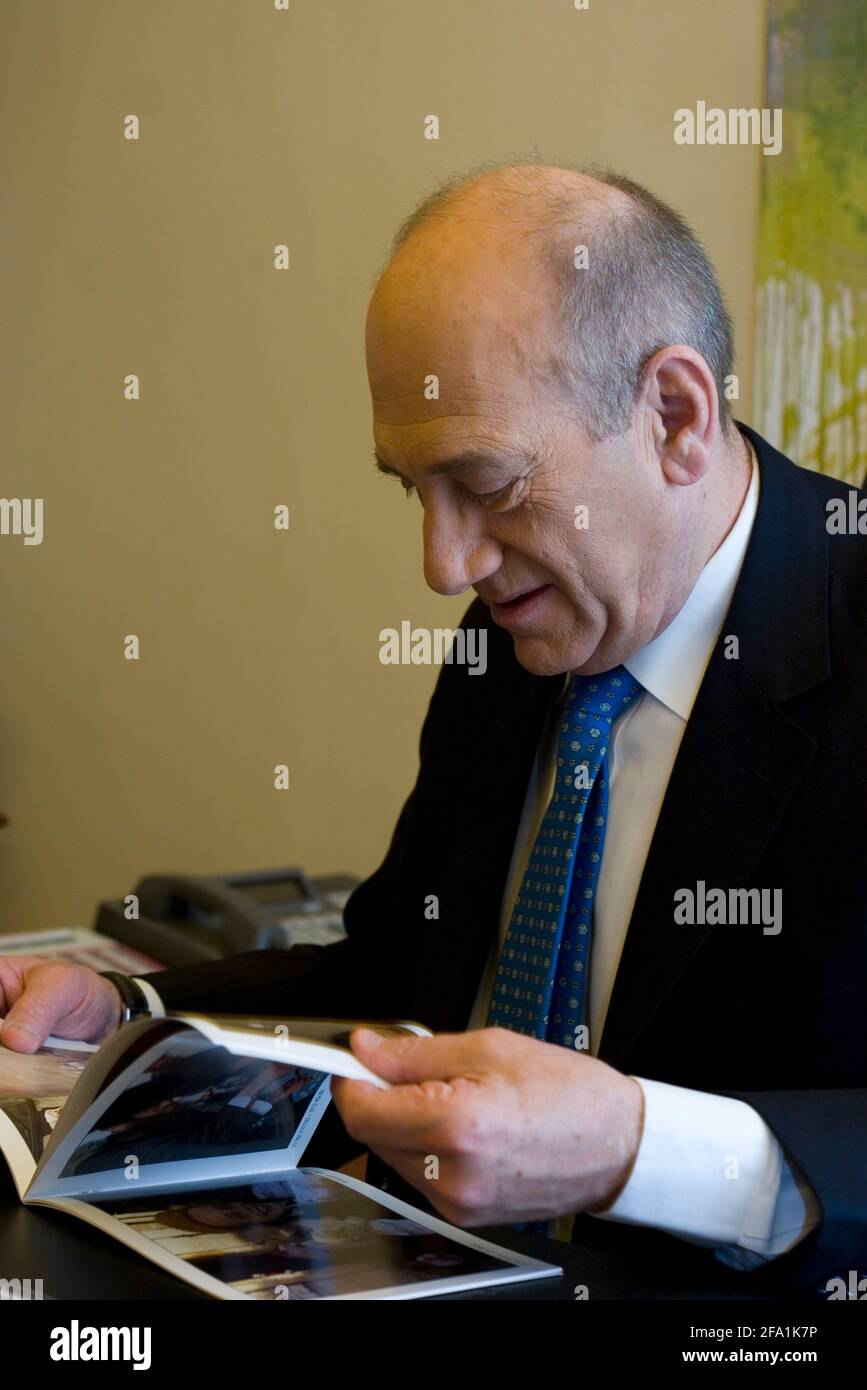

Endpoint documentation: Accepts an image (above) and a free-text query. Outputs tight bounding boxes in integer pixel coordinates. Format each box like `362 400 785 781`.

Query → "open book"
0 1014 561 1300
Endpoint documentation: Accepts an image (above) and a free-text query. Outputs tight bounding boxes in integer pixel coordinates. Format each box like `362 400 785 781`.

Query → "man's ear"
639 346 717 486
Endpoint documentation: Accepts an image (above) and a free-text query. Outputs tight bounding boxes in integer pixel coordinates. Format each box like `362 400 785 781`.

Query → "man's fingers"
333 1028 503 1148
331 1072 463 1149
0 955 42 1021
0 960 60 1051
348 1026 494 1085
1 961 77 1050
0 961 109 1053
1 1005 53 1053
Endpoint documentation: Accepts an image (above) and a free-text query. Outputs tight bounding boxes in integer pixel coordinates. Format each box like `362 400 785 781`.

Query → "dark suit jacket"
143 423 867 1296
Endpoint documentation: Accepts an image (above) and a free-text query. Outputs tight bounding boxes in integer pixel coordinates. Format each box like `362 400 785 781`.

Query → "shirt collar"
623 439 760 722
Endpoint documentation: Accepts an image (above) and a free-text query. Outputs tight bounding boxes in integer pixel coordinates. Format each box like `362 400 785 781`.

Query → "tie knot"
566 664 644 723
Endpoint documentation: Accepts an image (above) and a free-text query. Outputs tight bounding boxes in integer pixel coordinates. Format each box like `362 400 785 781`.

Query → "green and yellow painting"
755 0 867 484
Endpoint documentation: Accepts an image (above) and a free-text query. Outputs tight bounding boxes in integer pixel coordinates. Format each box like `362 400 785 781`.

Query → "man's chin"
510 632 597 679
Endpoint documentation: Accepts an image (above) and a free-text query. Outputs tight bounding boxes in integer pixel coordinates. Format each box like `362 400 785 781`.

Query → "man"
1 163 865 1295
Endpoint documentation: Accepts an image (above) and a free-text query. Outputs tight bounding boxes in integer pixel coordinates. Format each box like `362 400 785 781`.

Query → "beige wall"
0 0 766 932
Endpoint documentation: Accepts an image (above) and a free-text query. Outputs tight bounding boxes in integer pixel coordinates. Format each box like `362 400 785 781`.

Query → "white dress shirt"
135 439 821 1269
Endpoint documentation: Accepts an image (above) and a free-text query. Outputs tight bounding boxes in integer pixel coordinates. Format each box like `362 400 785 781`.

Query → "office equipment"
0 927 163 974
93 868 356 967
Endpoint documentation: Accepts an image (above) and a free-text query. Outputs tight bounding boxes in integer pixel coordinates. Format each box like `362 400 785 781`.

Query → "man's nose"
422 504 501 596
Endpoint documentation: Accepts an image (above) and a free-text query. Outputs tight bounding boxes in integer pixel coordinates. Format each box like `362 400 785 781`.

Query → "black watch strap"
99 971 151 1023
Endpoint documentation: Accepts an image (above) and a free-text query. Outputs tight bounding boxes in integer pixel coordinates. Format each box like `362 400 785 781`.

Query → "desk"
0 1164 774 1301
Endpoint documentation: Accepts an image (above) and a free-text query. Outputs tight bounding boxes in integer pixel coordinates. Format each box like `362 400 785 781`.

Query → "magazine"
0 1014 561 1300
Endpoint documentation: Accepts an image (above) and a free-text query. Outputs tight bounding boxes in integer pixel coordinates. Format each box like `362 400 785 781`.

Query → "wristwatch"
99 971 152 1024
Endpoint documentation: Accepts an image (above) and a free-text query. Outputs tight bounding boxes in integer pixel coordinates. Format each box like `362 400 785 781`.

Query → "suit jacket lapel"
598 426 831 1067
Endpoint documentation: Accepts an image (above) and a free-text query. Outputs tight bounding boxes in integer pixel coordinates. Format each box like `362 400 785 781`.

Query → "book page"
0 1039 95 1197
13 1014 428 1205
29 1020 331 1202
31 1168 560 1300
174 1014 428 1081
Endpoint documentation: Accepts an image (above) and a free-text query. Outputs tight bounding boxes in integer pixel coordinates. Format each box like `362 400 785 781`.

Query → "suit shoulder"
780 459 867 584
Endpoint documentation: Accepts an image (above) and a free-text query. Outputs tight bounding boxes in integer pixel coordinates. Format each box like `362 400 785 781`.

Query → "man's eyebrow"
373 450 522 479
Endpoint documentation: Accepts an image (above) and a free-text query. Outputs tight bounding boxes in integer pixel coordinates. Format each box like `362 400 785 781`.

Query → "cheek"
549 585 600 635
512 503 579 578
551 531 610 606
506 501 619 617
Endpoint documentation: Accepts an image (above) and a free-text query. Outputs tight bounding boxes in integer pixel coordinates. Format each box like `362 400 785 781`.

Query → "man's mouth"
487 584 554 627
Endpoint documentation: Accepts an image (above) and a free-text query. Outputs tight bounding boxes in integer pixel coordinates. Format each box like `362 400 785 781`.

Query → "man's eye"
475 482 515 508
396 479 517 506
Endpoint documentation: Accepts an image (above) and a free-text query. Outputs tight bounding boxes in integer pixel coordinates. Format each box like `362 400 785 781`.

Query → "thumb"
1 974 61 1053
1 963 117 1054
348 1028 480 1085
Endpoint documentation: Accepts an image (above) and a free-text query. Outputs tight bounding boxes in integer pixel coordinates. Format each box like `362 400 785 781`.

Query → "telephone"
93 867 356 968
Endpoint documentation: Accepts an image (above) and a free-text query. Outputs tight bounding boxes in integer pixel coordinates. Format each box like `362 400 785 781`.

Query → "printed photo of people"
0 1042 90 1102
59 1033 326 1179
94 1173 510 1298
0 1095 65 1163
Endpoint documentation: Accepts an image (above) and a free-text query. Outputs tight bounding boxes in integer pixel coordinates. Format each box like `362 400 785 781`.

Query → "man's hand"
331 1026 644 1227
0 956 123 1052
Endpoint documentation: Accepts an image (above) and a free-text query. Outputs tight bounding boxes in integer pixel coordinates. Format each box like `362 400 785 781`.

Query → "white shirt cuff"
590 1077 821 1267
131 977 166 1019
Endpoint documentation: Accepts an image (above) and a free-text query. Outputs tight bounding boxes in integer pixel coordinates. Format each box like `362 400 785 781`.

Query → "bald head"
373 160 734 441
367 180 566 438
388 162 623 257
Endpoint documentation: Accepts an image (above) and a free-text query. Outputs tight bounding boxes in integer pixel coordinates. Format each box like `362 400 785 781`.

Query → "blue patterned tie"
487 665 644 1049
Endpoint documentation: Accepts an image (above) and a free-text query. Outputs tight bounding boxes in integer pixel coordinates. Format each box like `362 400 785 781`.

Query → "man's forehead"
374 436 530 475
366 302 564 422
366 213 570 445
372 408 542 478
367 228 553 354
